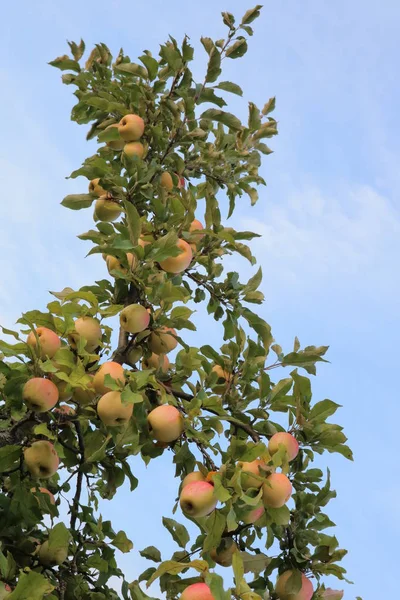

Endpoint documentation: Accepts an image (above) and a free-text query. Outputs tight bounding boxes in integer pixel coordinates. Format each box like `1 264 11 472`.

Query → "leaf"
61 194 95 210
269 378 292 403
203 511 226 552
262 97 276 115
49 55 80 72
268 505 290 525
200 109 242 131
124 201 141 247
139 546 161 563
321 590 344 600
241 551 271 576
121 388 144 405
48 522 71 554
8 570 54 600
115 63 148 78
241 5 263 25
215 81 243 96
225 39 248 59
0 445 21 472
205 46 222 83
129 581 159 600
111 530 133 553
309 400 341 423
146 559 208 587
139 55 159 80
162 517 190 548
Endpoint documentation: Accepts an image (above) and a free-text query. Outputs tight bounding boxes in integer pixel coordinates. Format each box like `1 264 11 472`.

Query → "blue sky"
1 1 399 598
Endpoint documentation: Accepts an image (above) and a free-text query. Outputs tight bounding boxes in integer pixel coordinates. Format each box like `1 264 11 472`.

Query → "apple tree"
0 5 356 600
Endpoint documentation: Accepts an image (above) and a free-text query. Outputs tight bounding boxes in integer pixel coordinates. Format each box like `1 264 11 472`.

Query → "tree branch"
70 421 85 531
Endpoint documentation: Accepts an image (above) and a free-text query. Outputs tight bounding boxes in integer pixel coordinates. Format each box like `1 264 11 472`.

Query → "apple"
180 480 217 518
159 239 192 274
321 589 344 600
22 378 59 412
123 141 145 159
178 176 185 189
93 361 126 395
275 570 313 600
262 473 292 508
94 196 122 222
241 504 265 525
238 459 267 490
38 540 68 566
211 364 230 393
31 486 55 506
160 172 174 190
68 316 102 353
24 441 59 479
147 405 183 442
127 347 142 364
143 353 170 372
181 583 214 600
0 583 11 599
268 432 299 462
27 327 61 359
104 123 125 150
181 471 206 489
88 178 106 196
73 375 96 405
210 538 237 567
105 252 137 276
54 404 75 417
118 114 145 141
97 391 133 426
189 219 205 243
148 327 178 354
120 304 150 333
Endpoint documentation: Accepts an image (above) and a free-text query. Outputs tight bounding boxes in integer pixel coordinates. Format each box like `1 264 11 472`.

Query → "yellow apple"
68 316 102 353
147 405 183 442
181 471 206 489
118 114 145 141
119 304 150 333
93 361 126 395
160 172 174 190
38 540 68 566
24 441 59 478
211 364 230 393
22 378 59 412
105 252 137 276
97 391 133 426
180 480 217 518
143 353 170 373
238 459 267 490
268 432 299 462
241 504 265 525
262 473 292 508
159 239 192 274
148 327 178 354
275 570 313 600
181 583 214 600
123 141 145 159
94 196 122 222
27 327 61 359
88 178 106 196
210 538 237 567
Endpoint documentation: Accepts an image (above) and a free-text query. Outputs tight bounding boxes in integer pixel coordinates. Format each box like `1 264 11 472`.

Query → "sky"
1 1 399 598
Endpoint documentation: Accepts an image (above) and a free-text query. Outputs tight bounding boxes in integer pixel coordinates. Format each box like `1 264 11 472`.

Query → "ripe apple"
210 538 237 567
94 196 122 222
275 570 313 600
211 364 230 393
147 405 183 442
268 432 299 462
123 141 145 159
68 316 102 353
178 176 185 189
38 540 68 566
262 473 292 508
31 487 55 506
24 441 59 478
180 480 217 518
22 378 59 412
148 327 178 354
105 252 137 276
189 219 205 243
73 375 96 405
159 239 192 274
241 504 265 525
88 178 106 196
93 361 126 395
238 459 267 490
27 327 61 359
104 123 125 150
54 404 75 417
97 391 133 426
160 172 174 190
182 471 206 489
181 583 214 600
143 353 170 372
119 304 150 333
0 582 11 599
118 114 145 141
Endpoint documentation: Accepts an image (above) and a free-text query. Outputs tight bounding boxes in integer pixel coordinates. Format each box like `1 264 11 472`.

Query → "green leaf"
48 522 70 554
241 5 263 25
115 62 148 78
111 530 133 553
61 194 95 210
124 201 141 246
146 559 208 587
129 581 159 600
269 378 293 403
200 109 242 131
162 517 190 548
205 46 222 83
139 546 161 563
49 55 80 72
241 551 271 576
139 55 159 80
121 388 144 405
262 97 276 115
8 571 54 600
0 445 21 472
268 505 290 525
310 400 341 423
203 511 226 552
225 39 248 59
215 81 243 96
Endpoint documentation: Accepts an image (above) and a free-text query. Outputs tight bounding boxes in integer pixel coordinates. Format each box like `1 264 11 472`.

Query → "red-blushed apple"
68 316 102 353
27 327 61 359
160 172 174 190
97 391 133 426
0 582 11 598
181 471 206 489
22 378 59 412
262 472 292 508
180 480 217 518
38 540 68 566
24 441 59 479
275 570 313 600
181 583 214 600
94 196 122 222
148 327 178 354
30 487 55 506
123 141 145 159
143 353 170 372
147 405 184 442
238 459 267 490
269 432 299 462
119 304 150 333
54 404 75 417
241 504 265 525
88 178 106 196
93 361 126 395
210 538 237 567
118 114 145 141
159 239 192 274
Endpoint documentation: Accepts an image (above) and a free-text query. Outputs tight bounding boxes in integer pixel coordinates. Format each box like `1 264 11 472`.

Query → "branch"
70 421 85 531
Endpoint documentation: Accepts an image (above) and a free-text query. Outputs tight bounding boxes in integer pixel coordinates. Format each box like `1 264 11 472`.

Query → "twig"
70 421 85 531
